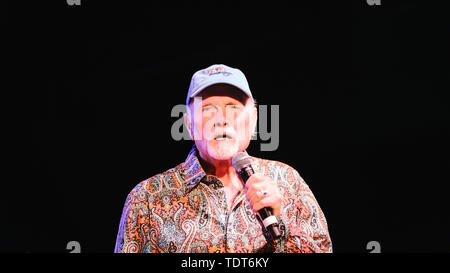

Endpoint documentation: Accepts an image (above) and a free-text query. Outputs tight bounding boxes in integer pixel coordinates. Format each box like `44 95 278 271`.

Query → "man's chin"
207 141 238 160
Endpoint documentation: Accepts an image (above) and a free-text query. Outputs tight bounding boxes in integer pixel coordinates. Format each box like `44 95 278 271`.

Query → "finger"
256 196 282 218
244 173 265 191
245 182 264 202
249 190 268 208
249 189 265 208
247 188 261 207
252 195 275 213
274 206 280 218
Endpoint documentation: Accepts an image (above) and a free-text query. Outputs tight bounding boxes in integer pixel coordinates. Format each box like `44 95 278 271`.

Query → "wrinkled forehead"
188 83 250 106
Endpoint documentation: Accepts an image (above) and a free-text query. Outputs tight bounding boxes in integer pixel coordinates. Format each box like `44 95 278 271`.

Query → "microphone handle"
237 167 282 241
237 165 254 182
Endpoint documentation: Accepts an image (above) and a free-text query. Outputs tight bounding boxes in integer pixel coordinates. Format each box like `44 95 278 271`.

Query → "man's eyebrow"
201 103 216 108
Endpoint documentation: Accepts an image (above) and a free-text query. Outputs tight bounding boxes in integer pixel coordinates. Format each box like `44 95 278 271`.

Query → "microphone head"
232 151 252 171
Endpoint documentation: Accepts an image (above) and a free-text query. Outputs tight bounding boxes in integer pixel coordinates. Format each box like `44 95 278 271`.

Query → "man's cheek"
236 118 252 140
192 123 203 140
192 111 214 140
200 118 216 141
192 119 207 140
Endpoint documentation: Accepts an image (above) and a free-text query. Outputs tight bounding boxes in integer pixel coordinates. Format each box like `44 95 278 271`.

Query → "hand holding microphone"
244 173 281 220
232 152 282 241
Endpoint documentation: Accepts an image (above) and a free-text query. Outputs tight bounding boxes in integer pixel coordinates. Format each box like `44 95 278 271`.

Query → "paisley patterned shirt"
114 145 332 253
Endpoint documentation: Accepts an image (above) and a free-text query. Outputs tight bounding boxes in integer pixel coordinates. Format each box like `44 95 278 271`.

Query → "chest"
222 186 242 213
219 176 245 212
149 184 267 253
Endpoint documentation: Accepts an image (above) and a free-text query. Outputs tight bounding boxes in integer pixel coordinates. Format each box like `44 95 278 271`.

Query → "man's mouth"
214 133 233 140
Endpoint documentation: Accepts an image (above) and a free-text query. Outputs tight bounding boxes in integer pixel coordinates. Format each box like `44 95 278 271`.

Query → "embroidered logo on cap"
204 66 232 77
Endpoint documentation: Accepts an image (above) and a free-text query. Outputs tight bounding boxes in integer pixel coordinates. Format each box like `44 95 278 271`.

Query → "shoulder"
251 156 302 181
125 163 185 205
251 157 311 193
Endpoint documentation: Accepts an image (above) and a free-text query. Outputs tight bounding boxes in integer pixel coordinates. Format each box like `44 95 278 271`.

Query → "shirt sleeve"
114 184 154 253
275 168 333 253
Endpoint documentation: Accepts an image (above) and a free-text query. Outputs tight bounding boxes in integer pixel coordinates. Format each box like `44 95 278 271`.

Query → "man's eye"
202 106 215 112
228 105 242 110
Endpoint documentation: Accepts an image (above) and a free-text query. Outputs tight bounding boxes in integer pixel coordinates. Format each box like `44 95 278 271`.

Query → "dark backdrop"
6 0 449 252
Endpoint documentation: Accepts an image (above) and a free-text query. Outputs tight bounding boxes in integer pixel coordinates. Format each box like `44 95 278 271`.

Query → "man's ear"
184 112 193 140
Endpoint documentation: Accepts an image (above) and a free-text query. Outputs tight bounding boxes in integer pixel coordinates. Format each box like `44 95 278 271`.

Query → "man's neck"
198 156 243 189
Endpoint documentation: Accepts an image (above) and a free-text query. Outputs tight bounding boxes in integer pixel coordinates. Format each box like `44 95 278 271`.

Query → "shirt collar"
180 145 260 193
181 145 208 191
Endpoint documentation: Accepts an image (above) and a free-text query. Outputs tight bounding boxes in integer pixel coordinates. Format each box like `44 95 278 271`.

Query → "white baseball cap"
186 64 253 105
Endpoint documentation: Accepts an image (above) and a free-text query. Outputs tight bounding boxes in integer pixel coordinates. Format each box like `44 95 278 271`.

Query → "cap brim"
187 81 252 105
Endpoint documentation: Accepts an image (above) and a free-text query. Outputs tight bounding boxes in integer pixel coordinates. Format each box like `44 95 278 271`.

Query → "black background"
5 0 449 252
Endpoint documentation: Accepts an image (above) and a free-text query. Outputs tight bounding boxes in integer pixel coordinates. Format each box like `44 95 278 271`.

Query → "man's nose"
214 108 228 127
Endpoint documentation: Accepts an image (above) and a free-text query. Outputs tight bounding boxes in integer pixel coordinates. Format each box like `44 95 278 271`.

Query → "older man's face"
186 84 257 161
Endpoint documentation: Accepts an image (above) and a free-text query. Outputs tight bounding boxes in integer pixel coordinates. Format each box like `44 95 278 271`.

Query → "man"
114 64 332 253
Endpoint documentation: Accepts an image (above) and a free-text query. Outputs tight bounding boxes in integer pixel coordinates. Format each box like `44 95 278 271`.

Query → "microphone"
232 151 281 241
